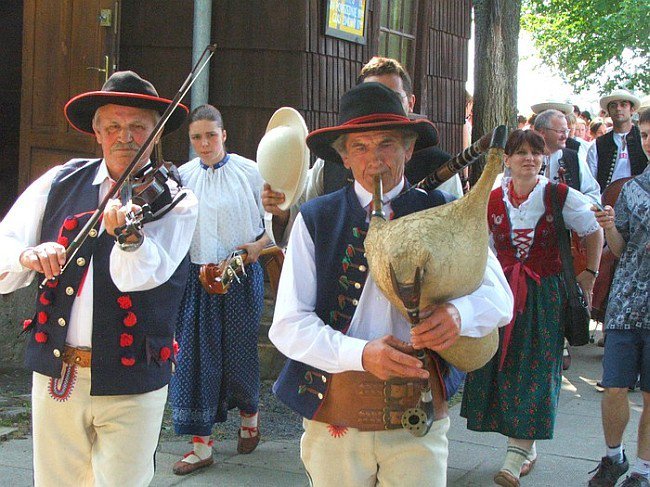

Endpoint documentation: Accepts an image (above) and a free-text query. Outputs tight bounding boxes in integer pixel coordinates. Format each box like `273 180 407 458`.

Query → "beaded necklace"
507 178 538 207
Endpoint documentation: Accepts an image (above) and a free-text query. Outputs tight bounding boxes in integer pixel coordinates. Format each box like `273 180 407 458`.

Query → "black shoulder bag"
549 183 591 346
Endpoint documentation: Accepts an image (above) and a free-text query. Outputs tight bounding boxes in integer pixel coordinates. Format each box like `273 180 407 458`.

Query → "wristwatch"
585 268 599 278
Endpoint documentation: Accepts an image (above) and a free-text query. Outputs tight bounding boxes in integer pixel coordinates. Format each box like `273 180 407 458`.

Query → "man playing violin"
269 82 512 486
0 71 197 486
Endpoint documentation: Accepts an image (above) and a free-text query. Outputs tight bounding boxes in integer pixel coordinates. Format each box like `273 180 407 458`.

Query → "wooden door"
19 0 121 190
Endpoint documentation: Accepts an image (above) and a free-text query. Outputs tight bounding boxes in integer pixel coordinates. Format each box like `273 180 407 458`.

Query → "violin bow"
40 44 217 288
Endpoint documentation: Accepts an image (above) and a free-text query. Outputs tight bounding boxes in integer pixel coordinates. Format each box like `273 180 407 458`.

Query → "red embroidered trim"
119 333 134 347
117 295 133 310
22 319 33 331
120 356 135 367
159 347 171 361
48 364 77 402
327 424 348 438
34 331 48 343
37 311 48 324
173 340 180 356
63 217 78 231
57 236 69 247
39 292 52 306
123 311 137 327
191 436 214 446
46 279 59 288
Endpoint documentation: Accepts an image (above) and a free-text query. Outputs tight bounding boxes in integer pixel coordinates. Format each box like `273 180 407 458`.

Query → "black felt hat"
64 70 188 136
306 82 439 163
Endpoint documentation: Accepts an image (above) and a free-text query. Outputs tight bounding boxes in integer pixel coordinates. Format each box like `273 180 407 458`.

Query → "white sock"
630 457 650 478
606 444 624 463
502 446 529 479
184 435 212 462
240 412 259 438
527 441 537 461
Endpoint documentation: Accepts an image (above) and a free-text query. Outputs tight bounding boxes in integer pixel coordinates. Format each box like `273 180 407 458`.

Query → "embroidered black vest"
596 126 648 192
273 184 465 419
558 148 581 191
23 159 189 395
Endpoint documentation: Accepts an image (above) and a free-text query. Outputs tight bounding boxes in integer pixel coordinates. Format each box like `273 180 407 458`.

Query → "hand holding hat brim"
257 107 310 211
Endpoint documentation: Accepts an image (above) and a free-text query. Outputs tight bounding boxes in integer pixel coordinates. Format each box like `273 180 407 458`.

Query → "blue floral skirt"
170 262 264 436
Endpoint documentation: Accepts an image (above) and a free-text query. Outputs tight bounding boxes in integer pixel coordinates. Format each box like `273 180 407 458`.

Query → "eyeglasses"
544 128 570 136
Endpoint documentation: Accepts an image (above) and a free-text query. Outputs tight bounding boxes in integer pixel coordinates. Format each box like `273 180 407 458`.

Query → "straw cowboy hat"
256 107 310 211
599 89 641 111
530 101 574 115
64 70 188 136
306 82 439 164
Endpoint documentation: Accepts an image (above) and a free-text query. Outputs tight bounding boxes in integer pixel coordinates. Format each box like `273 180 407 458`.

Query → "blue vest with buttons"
23 159 189 395
273 183 465 419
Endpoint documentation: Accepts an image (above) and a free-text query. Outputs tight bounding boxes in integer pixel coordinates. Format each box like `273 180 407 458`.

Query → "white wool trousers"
31 366 167 487
300 416 450 487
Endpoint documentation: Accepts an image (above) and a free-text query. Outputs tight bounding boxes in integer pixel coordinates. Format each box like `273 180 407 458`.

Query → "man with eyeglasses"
534 109 601 205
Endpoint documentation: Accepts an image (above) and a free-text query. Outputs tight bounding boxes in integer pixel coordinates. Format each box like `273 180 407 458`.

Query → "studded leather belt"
62 345 92 368
312 366 448 431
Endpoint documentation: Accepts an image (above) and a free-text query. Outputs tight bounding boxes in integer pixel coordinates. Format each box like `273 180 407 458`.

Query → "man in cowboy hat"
261 56 463 247
587 89 648 192
269 82 512 486
0 70 197 486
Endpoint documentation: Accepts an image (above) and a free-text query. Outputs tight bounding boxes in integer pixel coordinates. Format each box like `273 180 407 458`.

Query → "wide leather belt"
313 368 448 431
62 345 92 368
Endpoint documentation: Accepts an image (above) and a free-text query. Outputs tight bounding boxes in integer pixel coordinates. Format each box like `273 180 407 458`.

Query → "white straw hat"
257 107 310 211
530 101 573 115
599 89 641 111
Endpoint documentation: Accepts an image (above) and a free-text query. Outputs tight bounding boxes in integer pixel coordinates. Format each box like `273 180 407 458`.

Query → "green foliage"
521 0 650 94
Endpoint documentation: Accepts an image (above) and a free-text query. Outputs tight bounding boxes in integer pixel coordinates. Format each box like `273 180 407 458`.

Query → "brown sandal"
520 456 537 477
172 451 214 475
494 469 520 487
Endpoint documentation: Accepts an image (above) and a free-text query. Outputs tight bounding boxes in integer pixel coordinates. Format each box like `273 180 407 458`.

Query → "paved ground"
0 332 645 486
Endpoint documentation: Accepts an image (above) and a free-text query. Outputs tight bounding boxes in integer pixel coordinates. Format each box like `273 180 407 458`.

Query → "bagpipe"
198 246 284 295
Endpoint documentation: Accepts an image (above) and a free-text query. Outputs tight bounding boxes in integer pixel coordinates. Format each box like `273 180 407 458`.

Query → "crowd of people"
0 55 647 487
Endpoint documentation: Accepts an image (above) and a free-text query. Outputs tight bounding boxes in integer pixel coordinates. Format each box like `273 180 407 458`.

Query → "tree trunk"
469 0 521 185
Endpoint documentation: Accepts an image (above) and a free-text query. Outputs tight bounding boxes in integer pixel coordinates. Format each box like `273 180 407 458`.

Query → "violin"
39 44 216 288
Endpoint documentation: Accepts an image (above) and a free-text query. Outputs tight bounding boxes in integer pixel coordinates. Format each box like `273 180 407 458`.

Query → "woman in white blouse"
169 105 270 476
461 129 603 486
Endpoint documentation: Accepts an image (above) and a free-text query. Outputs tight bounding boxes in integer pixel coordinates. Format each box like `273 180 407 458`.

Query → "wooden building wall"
207 0 471 160
119 0 194 163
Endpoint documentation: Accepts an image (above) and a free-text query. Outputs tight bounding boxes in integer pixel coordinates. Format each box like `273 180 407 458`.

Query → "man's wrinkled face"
339 130 415 194
93 104 158 179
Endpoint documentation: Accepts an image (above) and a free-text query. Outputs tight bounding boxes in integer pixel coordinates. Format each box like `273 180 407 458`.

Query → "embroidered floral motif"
63 217 78 231
121 356 136 367
37 311 48 324
117 295 133 310
119 333 134 347
46 279 59 289
34 331 48 343
173 340 180 356
327 424 348 438
57 236 69 247
123 311 137 327
22 319 33 331
48 364 77 402
39 291 52 306
159 347 171 362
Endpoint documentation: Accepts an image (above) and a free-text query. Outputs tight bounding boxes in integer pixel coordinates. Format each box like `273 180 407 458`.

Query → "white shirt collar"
354 178 405 209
